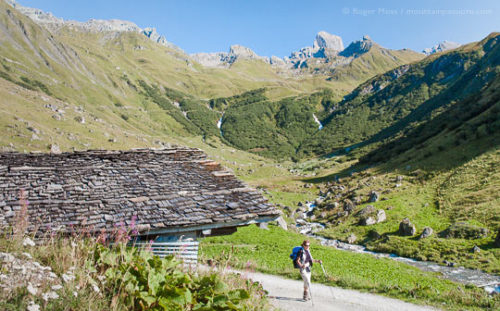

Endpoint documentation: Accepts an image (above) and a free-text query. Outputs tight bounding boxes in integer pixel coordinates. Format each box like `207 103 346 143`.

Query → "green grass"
310 161 500 273
200 225 499 310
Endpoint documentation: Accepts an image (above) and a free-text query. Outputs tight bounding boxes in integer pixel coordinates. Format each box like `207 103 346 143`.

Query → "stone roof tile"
0 148 278 234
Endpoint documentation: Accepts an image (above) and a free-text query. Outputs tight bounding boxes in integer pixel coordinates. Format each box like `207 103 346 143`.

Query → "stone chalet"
0 148 279 242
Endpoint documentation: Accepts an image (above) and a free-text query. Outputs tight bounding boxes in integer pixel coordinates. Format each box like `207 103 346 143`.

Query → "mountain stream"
296 202 500 294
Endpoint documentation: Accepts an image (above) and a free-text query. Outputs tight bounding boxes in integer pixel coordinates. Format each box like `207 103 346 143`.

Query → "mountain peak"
313 31 344 51
228 44 259 58
191 44 266 68
339 35 375 58
423 40 461 55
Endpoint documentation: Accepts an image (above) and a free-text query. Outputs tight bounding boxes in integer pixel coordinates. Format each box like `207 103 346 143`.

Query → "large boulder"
440 222 489 239
419 227 433 239
399 218 416 236
358 205 376 216
369 191 379 202
347 233 357 244
376 210 386 223
276 216 287 231
359 216 376 226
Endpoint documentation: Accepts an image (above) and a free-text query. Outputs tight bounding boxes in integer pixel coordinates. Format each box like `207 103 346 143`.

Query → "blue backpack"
290 246 303 268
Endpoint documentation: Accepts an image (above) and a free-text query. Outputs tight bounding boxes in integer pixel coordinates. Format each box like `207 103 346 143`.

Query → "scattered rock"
27 126 40 134
258 222 269 230
398 218 416 236
315 197 324 205
358 205 376 216
343 199 355 213
369 191 379 202
347 233 357 244
376 210 386 223
50 144 61 154
368 230 382 240
276 216 287 231
74 116 85 124
336 211 349 218
443 261 455 267
440 222 489 239
471 245 481 253
359 216 376 226
352 196 362 204
419 227 433 239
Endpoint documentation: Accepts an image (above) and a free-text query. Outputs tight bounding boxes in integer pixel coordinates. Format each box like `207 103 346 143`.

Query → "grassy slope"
330 45 424 83
298 33 500 158
312 153 500 274
0 0 427 158
200 225 499 310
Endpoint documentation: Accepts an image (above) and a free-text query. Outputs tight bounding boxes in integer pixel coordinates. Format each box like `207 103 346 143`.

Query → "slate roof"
0 148 279 235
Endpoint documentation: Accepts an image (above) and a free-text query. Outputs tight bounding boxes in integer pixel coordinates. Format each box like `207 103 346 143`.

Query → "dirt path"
242 271 439 311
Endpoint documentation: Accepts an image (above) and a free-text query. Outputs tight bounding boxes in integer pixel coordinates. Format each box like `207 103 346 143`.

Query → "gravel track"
242 270 439 311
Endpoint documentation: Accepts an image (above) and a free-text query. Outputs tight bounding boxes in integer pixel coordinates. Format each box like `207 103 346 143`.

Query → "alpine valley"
0 0 499 310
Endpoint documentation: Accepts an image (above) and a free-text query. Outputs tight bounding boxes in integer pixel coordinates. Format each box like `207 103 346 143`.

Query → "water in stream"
297 202 500 294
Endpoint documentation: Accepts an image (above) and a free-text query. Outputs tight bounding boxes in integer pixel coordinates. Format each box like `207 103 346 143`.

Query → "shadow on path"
269 296 304 302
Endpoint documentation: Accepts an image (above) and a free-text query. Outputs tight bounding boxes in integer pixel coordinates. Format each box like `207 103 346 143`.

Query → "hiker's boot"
303 289 310 301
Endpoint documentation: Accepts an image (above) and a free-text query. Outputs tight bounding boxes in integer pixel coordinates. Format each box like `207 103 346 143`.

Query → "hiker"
295 240 322 301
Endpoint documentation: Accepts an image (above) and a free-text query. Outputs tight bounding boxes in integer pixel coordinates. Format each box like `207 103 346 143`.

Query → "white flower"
71 241 77 248
42 291 59 301
27 283 38 295
51 285 63 291
92 284 100 293
62 273 75 283
73 291 78 297
23 238 36 247
27 301 40 311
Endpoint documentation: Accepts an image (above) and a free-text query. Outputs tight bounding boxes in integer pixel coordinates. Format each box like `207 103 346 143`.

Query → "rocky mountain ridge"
5 0 178 49
6 0 422 78
191 30 418 72
423 40 461 55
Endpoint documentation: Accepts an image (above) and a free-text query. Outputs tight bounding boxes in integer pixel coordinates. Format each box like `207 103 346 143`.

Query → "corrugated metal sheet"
134 241 199 264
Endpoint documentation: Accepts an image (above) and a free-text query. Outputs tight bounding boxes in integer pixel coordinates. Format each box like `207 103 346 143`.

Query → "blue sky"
16 0 500 57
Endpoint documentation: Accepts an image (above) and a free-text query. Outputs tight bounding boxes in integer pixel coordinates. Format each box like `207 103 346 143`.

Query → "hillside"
298 32 500 158
0 0 426 157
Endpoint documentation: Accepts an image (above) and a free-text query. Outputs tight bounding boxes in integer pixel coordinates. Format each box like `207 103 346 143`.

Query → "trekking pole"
320 262 336 300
